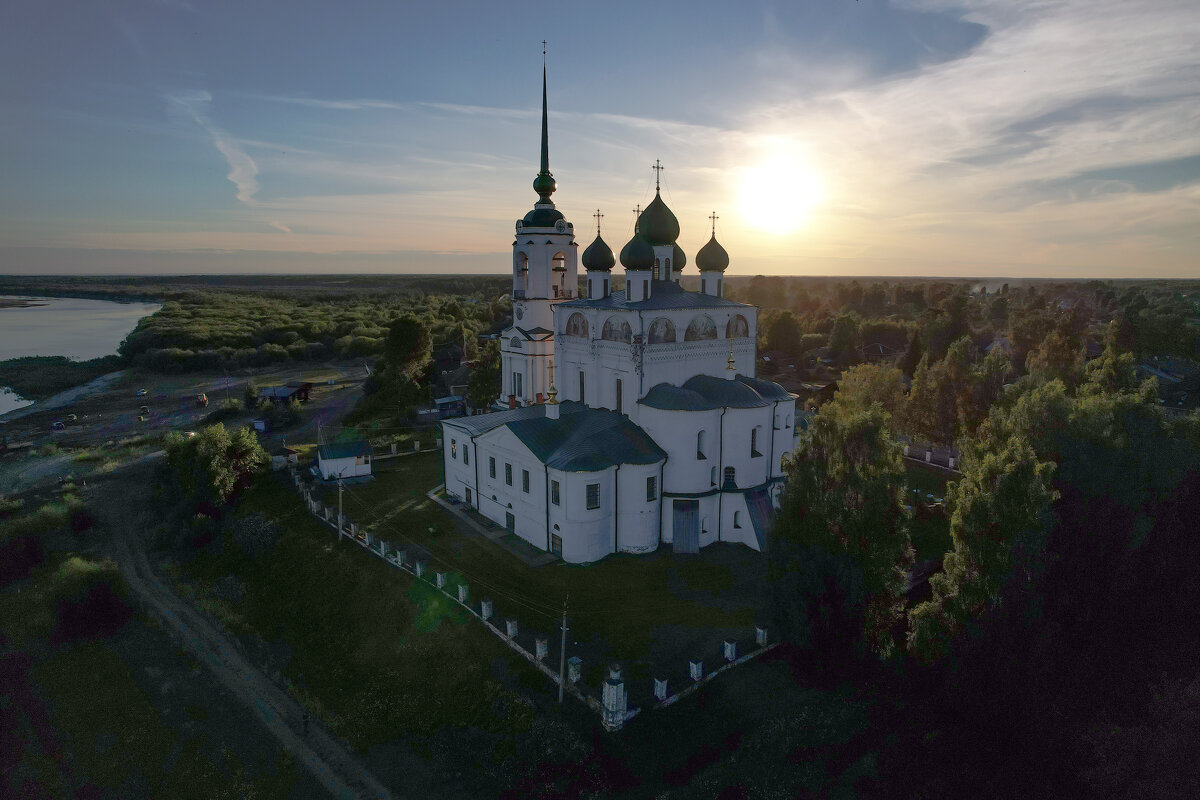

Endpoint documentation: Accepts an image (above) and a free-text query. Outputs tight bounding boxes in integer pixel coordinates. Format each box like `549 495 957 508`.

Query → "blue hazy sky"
2 0 1198 277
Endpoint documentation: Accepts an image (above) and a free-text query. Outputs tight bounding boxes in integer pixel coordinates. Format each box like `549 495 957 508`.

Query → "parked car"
139 405 150 414
66 414 78 422
136 388 148 397
195 392 209 408
52 420 65 431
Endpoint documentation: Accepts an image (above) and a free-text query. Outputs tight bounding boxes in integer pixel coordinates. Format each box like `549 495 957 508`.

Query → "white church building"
441 66 796 564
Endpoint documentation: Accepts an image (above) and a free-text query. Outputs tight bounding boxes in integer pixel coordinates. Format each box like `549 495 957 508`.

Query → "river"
0 295 161 416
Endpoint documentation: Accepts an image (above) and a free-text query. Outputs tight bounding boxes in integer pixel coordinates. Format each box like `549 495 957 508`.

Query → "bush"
0 526 44 585
231 513 279 559
51 557 132 641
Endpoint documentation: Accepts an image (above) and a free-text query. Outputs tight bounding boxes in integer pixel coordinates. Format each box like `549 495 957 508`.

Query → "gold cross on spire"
593 209 604 235
709 210 719 235
651 159 664 190
632 204 641 231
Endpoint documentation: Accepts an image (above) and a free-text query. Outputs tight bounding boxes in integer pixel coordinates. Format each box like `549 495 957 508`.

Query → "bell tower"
502 51 578 406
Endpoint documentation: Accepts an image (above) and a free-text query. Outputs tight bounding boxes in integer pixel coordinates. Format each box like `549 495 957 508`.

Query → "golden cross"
651 159 664 190
593 209 604 235
709 210 719 235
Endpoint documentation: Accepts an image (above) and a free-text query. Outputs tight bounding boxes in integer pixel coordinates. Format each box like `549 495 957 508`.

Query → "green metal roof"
318 440 371 460
560 278 748 310
639 374 793 411
506 402 665 472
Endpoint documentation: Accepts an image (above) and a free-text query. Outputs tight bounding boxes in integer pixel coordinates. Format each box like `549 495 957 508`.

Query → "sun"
737 151 823 233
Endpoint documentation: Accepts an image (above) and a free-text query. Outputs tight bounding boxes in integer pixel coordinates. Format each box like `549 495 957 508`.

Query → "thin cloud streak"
166 90 260 205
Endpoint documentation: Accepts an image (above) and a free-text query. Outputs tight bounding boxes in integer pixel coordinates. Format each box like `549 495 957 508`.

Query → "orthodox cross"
651 159 664 190
542 40 547 57
593 209 604 236
709 210 719 235
632 204 641 230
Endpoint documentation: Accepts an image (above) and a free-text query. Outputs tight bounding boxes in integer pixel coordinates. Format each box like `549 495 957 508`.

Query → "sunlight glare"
738 150 823 233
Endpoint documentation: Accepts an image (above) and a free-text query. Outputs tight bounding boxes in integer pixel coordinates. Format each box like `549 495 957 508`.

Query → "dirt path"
109 505 394 800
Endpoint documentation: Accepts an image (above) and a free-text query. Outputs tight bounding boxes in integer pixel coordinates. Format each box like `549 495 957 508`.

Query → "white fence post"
435 572 446 589
535 637 548 661
653 677 668 701
689 659 703 682
724 640 737 662
755 626 768 647
505 619 518 639
567 656 582 684
480 598 493 621
457 584 469 604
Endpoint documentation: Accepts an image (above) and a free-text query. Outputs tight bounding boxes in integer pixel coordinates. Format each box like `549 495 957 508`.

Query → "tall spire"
533 42 556 204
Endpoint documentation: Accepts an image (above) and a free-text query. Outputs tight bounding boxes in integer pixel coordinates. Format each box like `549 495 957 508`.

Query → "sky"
1 0 1198 278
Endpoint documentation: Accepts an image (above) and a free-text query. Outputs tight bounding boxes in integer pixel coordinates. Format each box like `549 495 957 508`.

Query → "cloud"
268 220 292 234
166 90 259 204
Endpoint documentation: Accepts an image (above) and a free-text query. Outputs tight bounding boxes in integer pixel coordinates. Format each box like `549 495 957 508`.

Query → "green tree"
908 439 1057 662
834 363 906 421
383 315 432 378
1025 330 1083 388
467 339 501 411
766 311 804 356
829 314 862 366
164 423 269 507
767 401 912 657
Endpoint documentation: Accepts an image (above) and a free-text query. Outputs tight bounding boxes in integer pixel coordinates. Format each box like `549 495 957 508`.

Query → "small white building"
317 440 372 481
441 66 796 564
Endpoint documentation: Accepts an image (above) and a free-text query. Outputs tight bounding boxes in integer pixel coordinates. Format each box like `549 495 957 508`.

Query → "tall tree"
467 339 502 411
767 401 912 657
834 363 906 421
908 439 1057 662
384 315 432 379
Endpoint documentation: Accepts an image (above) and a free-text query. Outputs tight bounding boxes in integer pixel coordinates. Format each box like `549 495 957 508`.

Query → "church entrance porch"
672 499 699 554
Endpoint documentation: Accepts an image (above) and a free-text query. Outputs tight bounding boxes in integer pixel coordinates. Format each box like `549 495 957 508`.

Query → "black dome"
696 234 730 272
582 234 615 271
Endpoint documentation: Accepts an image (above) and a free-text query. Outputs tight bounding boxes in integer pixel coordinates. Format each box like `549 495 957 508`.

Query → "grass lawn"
903 463 954 562
0 548 307 800
309 453 766 700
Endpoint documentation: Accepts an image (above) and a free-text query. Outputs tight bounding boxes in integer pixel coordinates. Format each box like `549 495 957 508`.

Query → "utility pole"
337 474 344 537
558 593 569 704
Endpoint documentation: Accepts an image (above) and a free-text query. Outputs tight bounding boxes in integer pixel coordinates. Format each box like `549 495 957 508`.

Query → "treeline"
118 288 511 373
748 277 1198 369
763 321 1200 795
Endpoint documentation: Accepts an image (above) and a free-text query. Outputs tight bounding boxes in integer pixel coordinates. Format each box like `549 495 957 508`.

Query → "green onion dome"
581 234 615 271
696 234 730 272
620 232 656 271
533 171 556 201
638 190 680 246
672 243 687 270
521 205 565 227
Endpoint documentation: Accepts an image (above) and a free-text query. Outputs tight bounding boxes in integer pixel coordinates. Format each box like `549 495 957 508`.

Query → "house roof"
318 440 371 460
639 374 793 411
259 385 299 398
507 403 665 471
559 278 748 311
444 402 665 472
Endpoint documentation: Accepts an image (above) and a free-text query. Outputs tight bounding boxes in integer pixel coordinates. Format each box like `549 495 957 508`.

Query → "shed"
317 440 373 481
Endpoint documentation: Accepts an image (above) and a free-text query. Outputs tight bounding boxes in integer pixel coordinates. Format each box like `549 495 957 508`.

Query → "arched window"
751 426 762 457
601 315 632 343
565 313 589 338
552 252 567 297
514 252 529 295
723 466 736 488
711 466 717 486
734 510 743 528
509 337 522 349
697 430 707 459
647 317 676 344
684 315 717 341
726 315 749 339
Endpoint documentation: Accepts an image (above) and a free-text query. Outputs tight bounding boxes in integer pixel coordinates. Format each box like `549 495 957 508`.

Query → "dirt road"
107 489 394 800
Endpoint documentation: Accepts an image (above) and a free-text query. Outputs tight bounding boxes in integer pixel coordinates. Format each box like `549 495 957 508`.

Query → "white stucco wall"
318 455 372 481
